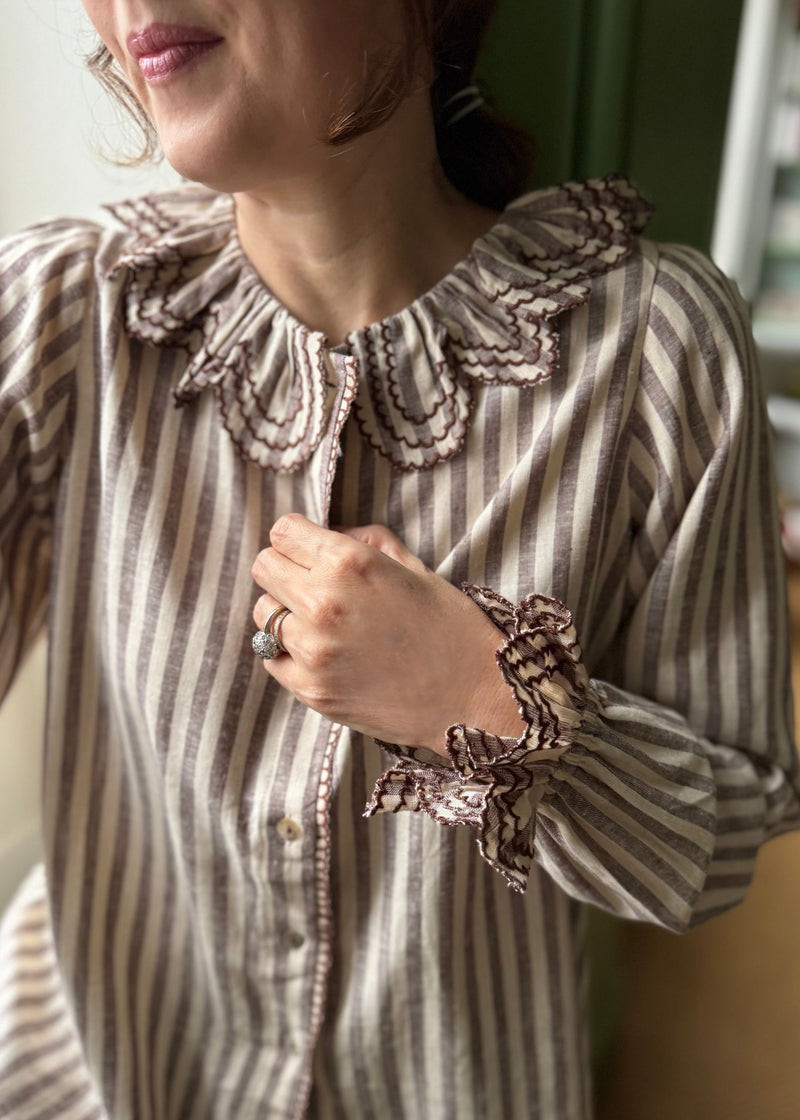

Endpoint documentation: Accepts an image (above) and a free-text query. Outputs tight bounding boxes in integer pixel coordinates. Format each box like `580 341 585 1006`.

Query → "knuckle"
251 550 269 579
270 513 301 543
364 523 391 544
329 543 371 581
308 590 345 629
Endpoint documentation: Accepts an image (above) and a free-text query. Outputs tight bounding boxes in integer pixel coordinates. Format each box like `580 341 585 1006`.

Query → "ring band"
273 608 291 654
263 606 286 634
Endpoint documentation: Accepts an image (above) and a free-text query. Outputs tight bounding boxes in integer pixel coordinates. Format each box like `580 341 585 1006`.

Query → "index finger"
269 513 344 568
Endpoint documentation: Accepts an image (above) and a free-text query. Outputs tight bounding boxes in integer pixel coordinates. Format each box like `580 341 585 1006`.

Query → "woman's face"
81 1 406 191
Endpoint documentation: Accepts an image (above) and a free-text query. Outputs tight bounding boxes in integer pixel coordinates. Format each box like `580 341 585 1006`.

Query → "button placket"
318 350 358 527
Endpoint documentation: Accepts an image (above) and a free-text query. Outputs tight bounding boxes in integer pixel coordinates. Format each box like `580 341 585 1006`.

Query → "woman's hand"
251 514 523 754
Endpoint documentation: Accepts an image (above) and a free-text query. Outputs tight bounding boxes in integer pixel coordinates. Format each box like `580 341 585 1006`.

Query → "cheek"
81 1 151 108
81 0 116 48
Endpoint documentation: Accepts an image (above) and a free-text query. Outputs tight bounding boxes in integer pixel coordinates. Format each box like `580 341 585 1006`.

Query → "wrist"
461 657 523 740
419 637 522 756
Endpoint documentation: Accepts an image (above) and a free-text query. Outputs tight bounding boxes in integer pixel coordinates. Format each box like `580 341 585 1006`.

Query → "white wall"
0 0 179 915
0 0 180 234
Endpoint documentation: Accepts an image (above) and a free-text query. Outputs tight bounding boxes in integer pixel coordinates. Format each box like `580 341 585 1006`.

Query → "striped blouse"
0 177 798 1120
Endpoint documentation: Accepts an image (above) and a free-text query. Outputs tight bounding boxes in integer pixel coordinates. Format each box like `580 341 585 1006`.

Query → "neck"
233 93 499 345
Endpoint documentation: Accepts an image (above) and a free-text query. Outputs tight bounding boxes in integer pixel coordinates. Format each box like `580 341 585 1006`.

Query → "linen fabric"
0 177 797 1120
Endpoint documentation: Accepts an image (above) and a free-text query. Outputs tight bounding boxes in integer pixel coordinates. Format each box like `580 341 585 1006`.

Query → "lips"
127 23 223 83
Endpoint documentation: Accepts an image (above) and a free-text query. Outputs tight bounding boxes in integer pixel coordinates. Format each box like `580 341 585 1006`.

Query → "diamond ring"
252 605 291 660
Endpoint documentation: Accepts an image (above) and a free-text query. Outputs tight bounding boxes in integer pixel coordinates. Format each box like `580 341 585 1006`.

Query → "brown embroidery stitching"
105 177 651 473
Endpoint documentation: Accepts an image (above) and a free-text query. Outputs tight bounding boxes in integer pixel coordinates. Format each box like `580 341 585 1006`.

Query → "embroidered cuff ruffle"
364 585 592 891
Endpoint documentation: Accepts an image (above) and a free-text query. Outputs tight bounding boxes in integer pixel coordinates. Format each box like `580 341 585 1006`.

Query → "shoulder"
0 183 227 296
0 216 112 348
644 241 750 345
636 240 755 407
621 241 760 494
0 215 104 283
484 177 749 378
0 213 103 250
0 218 105 380
0 213 104 302
0 186 231 353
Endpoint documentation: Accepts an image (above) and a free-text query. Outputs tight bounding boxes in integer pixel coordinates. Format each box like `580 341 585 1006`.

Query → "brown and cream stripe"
0 183 798 1119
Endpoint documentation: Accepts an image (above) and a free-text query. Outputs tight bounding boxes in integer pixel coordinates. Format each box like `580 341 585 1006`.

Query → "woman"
0 1 797 1118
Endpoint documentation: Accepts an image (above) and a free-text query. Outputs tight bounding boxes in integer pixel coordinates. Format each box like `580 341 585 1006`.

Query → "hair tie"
443 84 485 127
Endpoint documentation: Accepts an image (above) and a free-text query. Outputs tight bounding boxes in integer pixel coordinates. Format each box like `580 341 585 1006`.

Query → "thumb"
335 523 428 574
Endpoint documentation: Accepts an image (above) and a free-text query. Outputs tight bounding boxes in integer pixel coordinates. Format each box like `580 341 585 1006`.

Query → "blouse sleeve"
365 244 800 932
0 219 98 703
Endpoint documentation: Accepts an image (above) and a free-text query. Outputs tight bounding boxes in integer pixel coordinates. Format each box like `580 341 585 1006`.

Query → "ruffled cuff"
364 584 592 891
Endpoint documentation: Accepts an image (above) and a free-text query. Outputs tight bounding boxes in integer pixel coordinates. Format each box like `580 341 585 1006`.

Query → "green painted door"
476 0 745 1087
478 0 745 251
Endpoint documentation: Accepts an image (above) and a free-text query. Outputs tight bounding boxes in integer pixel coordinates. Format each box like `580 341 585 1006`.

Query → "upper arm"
0 218 100 700
601 242 795 771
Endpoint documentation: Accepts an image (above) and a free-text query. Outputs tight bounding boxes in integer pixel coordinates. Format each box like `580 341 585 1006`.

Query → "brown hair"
87 0 533 210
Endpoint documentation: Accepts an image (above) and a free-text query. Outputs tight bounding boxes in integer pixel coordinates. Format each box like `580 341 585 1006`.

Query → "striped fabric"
0 178 797 1120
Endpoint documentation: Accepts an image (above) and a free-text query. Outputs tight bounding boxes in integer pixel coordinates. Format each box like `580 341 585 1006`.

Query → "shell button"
276 817 303 842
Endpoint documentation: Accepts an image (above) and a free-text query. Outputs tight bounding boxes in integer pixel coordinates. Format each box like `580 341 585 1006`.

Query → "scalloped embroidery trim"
105 176 651 472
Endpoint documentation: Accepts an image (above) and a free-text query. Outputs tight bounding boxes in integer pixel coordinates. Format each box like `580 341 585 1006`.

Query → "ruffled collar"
106 176 651 472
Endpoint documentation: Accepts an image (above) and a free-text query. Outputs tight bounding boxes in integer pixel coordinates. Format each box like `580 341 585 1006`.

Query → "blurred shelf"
765 244 800 259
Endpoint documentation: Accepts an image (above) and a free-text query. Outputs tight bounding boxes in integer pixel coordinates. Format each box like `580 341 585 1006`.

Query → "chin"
157 111 323 196
159 132 256 195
